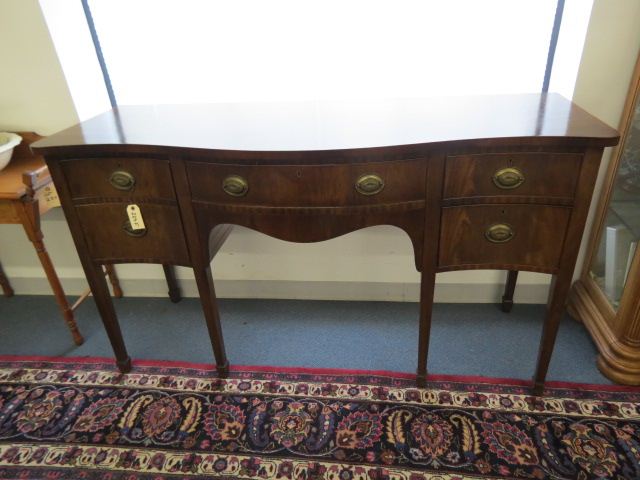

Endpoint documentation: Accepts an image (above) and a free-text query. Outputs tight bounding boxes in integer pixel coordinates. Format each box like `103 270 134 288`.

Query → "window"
41 0 593 114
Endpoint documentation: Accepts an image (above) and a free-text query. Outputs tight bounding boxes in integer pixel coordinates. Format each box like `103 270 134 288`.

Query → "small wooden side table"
0 132 123 345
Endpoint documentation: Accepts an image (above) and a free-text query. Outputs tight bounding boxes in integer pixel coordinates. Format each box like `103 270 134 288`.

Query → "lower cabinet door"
438 204 571 272
75 203 191 265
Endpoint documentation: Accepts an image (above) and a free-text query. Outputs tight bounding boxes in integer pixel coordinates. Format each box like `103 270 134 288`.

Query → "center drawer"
75 203 191 265
187 160 426 207
438 204 571 271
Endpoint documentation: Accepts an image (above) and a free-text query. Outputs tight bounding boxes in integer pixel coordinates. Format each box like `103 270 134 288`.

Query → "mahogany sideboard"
32 94 619 395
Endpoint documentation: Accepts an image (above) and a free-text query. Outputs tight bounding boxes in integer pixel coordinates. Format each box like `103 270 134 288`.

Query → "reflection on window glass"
591 96 640 307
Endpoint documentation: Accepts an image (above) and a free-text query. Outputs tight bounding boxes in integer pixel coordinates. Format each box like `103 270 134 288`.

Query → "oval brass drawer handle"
123 219 147 237
485 223 514 243
222 175 249 197
355 173 385 196
493 167 525 189
109 170 136 191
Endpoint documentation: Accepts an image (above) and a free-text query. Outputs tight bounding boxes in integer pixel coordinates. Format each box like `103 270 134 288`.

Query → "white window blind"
89 0 559 105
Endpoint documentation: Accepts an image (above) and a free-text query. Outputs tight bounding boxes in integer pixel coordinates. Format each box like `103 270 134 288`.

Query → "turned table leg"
0 261 14 297
17 201 84 345
193 264 229 377
162 264 182 303
501 270 518 312
31 234 84 346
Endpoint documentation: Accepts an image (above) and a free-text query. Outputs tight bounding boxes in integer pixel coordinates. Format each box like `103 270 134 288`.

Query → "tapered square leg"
0 261 14 297
116 356 132 373
193 265 229 377
532 275 571 396
532 381 545 397
501 270 518 313
83 260 131 373
417 270 436 388
162 264 182 303
417 153 445 388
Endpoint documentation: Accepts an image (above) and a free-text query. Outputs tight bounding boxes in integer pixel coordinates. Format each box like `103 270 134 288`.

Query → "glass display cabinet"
569 54 640 385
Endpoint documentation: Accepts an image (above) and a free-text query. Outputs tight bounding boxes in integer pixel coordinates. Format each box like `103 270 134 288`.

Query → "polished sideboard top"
33 93 618 160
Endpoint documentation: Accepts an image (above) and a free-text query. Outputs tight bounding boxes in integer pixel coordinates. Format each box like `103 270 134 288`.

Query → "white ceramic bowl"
0 132 22 171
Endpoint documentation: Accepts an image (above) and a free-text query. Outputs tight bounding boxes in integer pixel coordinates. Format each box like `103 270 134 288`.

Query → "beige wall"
0 0 638 302
0 0 78 134
573 1 640 127
0 0 83 300
571 0 640 277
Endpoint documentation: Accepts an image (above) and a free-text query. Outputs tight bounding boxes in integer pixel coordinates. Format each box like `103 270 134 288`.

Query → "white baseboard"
3 276 551 303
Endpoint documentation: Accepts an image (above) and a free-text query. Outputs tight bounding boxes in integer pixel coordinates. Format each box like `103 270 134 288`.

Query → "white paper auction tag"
126 204 146 230
41 184 61 208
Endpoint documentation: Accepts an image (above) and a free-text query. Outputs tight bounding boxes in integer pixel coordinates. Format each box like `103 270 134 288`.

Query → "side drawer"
443 153 582 201
61 157 176 201
75 203 191 265
438 204 571 271
187 160 426 207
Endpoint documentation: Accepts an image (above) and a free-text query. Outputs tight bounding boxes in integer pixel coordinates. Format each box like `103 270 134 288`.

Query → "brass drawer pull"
222 175 249 197
485 223 514 243
109 170 136 191
123 219 147 237
355 173 385 196
493 167 525 189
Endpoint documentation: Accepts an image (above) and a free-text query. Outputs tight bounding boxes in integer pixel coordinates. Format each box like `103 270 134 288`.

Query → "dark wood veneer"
75 203 191 266
32 94 619 395
438 204 571 272
443 152 582 201
33 94 618 157
62 157 175 201
187 160 426 207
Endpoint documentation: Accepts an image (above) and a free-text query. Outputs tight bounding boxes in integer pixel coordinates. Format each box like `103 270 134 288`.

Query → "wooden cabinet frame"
569 53 640 385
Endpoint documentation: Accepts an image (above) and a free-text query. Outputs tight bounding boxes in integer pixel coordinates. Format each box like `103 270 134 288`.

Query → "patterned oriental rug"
0 357 639 480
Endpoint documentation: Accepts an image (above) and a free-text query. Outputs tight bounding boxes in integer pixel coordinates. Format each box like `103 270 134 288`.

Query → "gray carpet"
0 295 608 384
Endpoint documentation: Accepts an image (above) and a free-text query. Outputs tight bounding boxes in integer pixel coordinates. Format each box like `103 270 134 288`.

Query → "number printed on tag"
126 204 146 230
42 184 61 208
